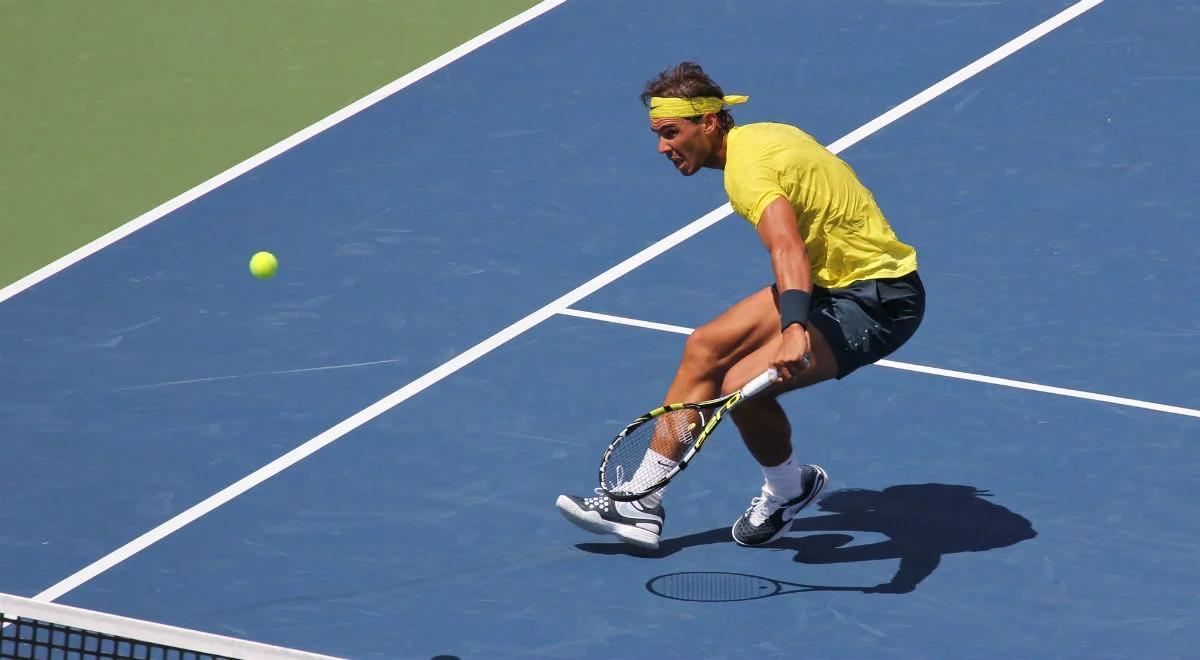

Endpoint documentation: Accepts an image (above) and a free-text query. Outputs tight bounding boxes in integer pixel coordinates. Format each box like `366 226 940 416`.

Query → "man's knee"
680 324 729 379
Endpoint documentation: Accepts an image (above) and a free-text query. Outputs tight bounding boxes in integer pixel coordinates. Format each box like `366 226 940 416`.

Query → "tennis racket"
598 368 780 501
646 571 830 602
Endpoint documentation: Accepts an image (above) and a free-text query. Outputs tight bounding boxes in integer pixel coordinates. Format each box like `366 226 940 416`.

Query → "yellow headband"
649 95 748 120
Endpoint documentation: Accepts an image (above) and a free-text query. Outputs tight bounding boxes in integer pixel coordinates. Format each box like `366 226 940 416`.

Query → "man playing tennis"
557 62 924 550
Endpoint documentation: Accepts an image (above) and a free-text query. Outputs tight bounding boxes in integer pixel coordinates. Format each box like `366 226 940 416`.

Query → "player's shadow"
577 483 1036 594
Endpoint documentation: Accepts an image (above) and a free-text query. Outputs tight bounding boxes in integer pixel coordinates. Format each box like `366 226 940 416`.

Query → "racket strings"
604 408 704 497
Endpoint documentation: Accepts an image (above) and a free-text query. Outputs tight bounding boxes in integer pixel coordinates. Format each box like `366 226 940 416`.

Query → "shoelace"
609 465 626 492
746 487 789 527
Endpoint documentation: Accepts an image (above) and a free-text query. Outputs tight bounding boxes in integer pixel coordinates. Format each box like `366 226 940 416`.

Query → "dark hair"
640 61 736 133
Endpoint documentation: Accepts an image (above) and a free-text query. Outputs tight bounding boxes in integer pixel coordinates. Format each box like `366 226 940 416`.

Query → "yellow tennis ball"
249 251 278 279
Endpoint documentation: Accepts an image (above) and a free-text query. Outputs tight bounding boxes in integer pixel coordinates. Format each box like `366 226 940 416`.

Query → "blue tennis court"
2 1 1197 657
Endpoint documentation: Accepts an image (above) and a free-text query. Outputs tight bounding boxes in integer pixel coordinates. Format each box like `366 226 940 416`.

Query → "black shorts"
779 271 925 379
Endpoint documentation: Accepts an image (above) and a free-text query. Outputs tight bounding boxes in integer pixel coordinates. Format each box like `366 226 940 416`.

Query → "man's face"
650 115 715 176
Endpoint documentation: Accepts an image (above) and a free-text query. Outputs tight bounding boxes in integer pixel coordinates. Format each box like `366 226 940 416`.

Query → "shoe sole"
555 495 660 550
732 464 828 548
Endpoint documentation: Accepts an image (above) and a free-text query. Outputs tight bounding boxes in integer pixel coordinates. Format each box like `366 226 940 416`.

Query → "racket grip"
741 369 778 398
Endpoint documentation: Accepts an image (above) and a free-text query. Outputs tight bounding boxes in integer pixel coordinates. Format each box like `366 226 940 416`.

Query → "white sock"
631 448 677 484
638 485 667 510
762 452 805 499
632 449 675 510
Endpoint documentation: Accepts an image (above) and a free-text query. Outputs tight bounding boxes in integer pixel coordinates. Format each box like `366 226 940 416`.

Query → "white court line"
33 0 1106 603
0 0 567 306
559 307 696 336
558 308 1200 420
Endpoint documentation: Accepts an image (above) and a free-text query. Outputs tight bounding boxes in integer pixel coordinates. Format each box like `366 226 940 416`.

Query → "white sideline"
0 0 568 305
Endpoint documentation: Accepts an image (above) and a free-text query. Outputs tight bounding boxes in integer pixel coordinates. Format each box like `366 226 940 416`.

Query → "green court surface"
0 0 538 288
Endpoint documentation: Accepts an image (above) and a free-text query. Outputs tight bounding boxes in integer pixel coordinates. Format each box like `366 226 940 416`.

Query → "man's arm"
756 196 812 293
756 196 813 381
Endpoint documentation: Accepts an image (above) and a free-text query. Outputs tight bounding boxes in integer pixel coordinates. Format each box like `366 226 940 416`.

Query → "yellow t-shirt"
723 122 918 289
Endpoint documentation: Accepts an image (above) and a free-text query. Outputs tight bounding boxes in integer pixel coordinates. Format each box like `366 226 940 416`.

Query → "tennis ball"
249 251 278 279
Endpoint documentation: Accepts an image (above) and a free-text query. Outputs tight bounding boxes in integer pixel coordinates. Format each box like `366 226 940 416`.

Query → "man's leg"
721 324 840 546
661 286 783 404
721 322 839 465
556 287 784 549
638 286 800 476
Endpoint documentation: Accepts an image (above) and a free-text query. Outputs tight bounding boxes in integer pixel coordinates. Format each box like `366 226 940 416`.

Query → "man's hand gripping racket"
598 365 802 502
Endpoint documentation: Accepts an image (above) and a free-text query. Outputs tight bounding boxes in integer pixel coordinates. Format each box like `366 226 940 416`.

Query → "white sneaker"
556 490 665 549
731 464 827 547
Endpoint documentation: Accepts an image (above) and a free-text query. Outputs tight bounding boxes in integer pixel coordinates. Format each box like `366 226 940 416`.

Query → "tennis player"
557 62 924 550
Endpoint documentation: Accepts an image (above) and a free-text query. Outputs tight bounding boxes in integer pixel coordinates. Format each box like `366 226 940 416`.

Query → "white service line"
559 307 696 336
34 0 1106 602
0 0 568 306
557 308 1200 420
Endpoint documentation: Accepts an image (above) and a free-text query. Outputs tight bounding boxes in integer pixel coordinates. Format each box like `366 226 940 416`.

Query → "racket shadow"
578 483 1036 595
645 571 869 602
643 573 868 604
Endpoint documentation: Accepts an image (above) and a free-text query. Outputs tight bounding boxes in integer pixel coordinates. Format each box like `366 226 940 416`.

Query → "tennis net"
1 592 340 660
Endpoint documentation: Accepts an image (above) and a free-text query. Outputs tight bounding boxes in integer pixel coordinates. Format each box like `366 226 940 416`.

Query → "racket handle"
741 369 778 398
743 354 812 397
